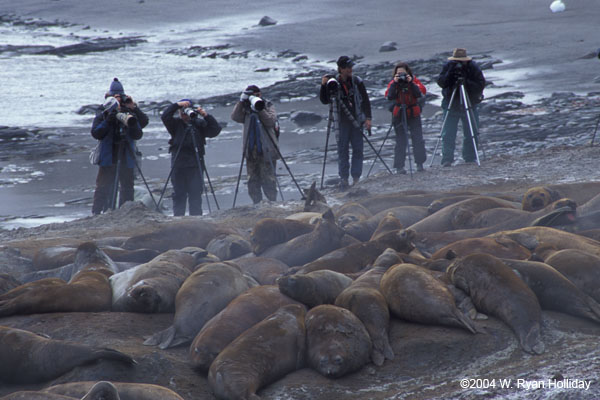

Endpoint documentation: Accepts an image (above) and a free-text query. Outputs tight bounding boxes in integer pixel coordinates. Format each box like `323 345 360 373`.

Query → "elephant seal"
110 249 197 313
522 186 562 211
380 263 477 333
250 218 314 255
447 253 544 354
44 381 185 400
277 270 353 307
543 249 600 303
357 190 476 215
335 202 373 227
492 227 600 257
122 220 238 252
206 233 252 260
0 268 113 317
501 258 600 323
295 229 415 275
408 196 517 233
370 213 404 240
229 257 289 285
334 248 399 366
0 273 20 295
260 210 345 267
208 304 306 400
305 304 371 378
0 392 78 399
0 326 134 384
32 246 77 271
190 285 299 371
431 237 531 260
144 262 257 349
344 206 429 242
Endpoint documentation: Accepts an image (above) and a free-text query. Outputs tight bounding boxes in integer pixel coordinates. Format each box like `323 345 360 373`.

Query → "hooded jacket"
231 99 279 161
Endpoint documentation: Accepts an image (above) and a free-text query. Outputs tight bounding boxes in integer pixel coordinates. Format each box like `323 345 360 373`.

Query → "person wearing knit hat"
436 48 486 167
90 78 149 214
231 85 280 204
161 98 222 216
319 55 372 188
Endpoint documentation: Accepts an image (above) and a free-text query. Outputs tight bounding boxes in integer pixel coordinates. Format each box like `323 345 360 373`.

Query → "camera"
249 95 265 112
326 77 339 97
115 112 138 128
183 107 198 119
395 73 409 84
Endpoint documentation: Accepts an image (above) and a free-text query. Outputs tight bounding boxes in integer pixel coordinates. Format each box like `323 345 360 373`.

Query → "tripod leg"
362 130 393 175
232 128 252 209
592 114 600 147
200 158 220 210
401 105 413 179
267 156 284 202
156 133 187 212
190 132 212 214
110 140 125 210
367 118 394 177
123 142 159 211
321 105 333 189
459 84 481 166
429 86 459 167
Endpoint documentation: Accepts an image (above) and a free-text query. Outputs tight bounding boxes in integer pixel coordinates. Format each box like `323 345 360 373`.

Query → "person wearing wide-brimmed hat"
437 48 486 167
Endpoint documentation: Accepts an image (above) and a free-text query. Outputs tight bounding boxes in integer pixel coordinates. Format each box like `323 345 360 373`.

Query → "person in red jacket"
385 62 427 173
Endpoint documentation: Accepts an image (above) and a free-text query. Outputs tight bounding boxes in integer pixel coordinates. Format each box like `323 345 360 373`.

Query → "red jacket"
385 76 426 118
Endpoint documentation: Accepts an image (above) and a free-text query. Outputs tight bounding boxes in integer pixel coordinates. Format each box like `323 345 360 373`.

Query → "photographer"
161 99 221 216
319 56 372 188
231 85 279 204
385 62 427 174
437 48 486 167
90 78 148 215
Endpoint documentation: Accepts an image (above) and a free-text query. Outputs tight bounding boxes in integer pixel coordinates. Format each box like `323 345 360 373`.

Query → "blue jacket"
91 106 148 168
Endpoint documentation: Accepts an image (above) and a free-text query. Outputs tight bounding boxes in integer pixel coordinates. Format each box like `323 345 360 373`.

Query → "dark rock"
259 16 277 26
291 111 323 127
292 55 308 62
379 41 398 52
36 36 146 56
255 67 271 72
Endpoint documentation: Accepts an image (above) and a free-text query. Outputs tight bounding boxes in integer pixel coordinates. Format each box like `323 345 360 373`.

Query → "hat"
108 77 125 96
178 98 192 104
337 56 355 69
448 48 472 61
245 85 261 94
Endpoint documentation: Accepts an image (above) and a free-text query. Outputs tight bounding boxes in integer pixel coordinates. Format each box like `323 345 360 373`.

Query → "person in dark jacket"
231 85 280 204
385 62 427 174
91 78 148 215
437 48 486 167
161 99 222 216
320 56 372 188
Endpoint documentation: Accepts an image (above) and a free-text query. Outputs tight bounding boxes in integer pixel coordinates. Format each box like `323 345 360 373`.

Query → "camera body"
395 73 409 85
183 107 198 119
326 77 339 97
249 95 265 112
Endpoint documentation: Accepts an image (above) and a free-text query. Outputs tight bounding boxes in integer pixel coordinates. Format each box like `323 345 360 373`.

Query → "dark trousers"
337 118 364 180
171 166 204 216
393 115 426 169
441 105 480 164
92 165 134 214
247 156 277 204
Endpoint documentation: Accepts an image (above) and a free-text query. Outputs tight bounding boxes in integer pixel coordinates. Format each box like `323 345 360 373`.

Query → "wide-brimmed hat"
448 48 472 61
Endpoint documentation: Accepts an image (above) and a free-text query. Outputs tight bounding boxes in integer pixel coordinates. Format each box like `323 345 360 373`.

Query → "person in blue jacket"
90 78 148 214
161 99 221 216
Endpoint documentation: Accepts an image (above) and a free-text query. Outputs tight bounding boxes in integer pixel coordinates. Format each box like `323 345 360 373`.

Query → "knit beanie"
108 78 125 96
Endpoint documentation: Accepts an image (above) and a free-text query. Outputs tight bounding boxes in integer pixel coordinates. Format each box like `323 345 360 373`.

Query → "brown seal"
250 218 314 255
543 249 600 303
521 186 561 211
43 381 185 400
295 229 415 275
277 270 353 307
0 326 134 384
335 201 373 227
260 210 345 267
206 233 252 260
0 273 21 296
380 263 477 333
0 391 78 399
431 237 532 260
502 258 600 323
370 212 404 240
344 206 428 242
208 304 306 400
447 253 545 354
110 249 197 313
229 256 289 285
144 262 257 349
189 285 299 371
305 304 371 378
334 248 400 366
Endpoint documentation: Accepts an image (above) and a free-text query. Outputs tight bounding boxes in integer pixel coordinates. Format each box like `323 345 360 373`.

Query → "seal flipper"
93 348 136 365
519 325 545 355
143 325 176 348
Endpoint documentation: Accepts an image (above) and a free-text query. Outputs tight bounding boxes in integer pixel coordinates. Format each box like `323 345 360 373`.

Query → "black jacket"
320 75 372 124
161 103 221 168
437 60 486 110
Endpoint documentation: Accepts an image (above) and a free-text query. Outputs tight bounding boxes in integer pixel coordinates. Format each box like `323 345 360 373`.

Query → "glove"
240 91 249 102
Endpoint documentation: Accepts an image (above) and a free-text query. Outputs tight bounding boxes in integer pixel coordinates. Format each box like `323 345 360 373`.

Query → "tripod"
232 111 305 208
366 115 393 178
155 128 220 214
590 113 600 147
110 132 159 211
430 78 483 167
320 95 393 188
